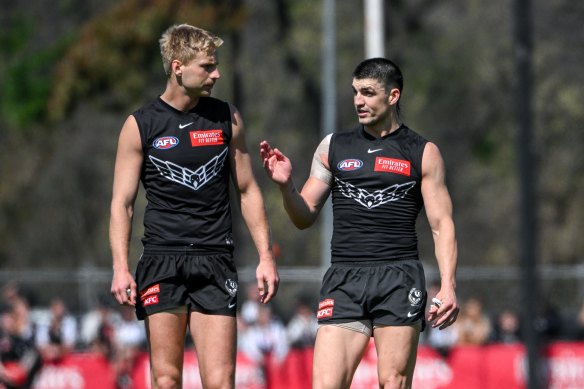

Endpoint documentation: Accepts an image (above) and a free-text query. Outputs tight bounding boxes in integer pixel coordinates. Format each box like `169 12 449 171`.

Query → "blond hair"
159 24 223 76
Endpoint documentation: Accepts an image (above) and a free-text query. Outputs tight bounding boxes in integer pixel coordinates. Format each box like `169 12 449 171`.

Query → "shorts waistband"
330 258 419 267
142 244 231 255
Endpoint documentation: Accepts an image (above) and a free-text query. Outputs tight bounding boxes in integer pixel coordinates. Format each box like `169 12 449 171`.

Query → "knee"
152 373 181 389
379 371 410 389
200 367 235 389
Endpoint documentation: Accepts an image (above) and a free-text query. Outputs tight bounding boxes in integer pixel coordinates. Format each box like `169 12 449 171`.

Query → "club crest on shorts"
408 288 423 306
225 279 238 297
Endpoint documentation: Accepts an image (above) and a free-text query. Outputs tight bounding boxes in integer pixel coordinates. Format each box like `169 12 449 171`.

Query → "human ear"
388 88 400 105
171 60 182 77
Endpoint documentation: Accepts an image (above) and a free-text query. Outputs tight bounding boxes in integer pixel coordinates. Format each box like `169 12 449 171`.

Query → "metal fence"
2 262 584 321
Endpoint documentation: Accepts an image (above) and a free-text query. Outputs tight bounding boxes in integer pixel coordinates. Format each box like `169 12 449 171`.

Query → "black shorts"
134 246 238 320
317 259 427 328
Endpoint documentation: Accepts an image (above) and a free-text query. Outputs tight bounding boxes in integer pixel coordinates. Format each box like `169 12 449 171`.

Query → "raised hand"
260 141 293 186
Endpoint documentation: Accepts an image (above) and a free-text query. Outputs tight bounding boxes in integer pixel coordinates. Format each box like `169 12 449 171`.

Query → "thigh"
135 250 189 320
145 312 189 383
312 324 371 389
317 264 368 324
373 324 421 387
185 254 238 316
189 312 237 389
370 261 427 327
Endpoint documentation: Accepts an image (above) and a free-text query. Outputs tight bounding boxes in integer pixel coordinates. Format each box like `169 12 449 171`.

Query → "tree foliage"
0 0 582 278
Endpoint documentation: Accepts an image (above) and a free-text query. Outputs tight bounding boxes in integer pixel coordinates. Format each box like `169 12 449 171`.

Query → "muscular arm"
422 142 459 329
278 177 331 229
260 136 332 229
229 105 279 303
109 115 142 306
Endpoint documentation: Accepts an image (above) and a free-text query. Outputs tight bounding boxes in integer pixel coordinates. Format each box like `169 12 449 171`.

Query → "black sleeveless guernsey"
133 96 233 250
328 124 428 262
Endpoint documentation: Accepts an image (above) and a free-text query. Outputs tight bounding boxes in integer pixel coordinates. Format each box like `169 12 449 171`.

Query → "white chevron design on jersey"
335 177 416 209
149 148 229 191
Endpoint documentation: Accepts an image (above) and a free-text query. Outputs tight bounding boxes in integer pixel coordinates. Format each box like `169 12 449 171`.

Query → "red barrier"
130 351 265 389
544 342 584 389
32 353 116 389
29 342 584 389
265 348 312 389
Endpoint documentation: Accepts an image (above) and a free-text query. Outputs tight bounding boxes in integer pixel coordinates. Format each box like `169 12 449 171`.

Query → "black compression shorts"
317 260 427 329
134 246 238 320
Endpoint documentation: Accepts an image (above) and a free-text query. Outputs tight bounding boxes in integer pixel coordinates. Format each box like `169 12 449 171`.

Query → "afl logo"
337 159 363 171
153 136 179 149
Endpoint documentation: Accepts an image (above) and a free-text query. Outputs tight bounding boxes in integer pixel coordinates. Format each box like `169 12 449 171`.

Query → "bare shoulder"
118 115 141 146
423 141 443 160
228 102 245 139
422 141 445 176
121 114 138 129
226 102 252 175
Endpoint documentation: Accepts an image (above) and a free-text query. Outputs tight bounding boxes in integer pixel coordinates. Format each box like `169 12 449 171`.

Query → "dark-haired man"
261 58 458 389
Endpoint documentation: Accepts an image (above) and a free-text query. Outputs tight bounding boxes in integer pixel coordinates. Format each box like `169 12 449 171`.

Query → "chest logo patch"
337 159 363 171
374 157 411 176
153 136 179 150
190 129 223 147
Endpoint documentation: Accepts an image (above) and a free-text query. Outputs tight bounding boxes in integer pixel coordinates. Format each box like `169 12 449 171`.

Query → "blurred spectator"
240 284 262 325
1 284 21 304
11 298 34 345
34 298 78 361
0 303 42 388
113 306 146 352
239 305 289 365
573 301 584 340
489 308 521 344
112 306 146 389
236 315 251 350
534 300 563 341
425 323 458 357
453 297 492 346
286 296 317 349
1 285 35 345
79 296 121 359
